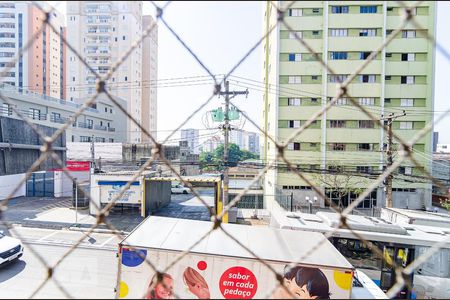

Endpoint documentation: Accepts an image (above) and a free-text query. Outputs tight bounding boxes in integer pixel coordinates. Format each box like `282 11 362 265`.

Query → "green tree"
199 143 258 171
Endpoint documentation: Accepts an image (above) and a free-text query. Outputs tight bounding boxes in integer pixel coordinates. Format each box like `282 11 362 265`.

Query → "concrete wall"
0 117 65 175
54 170 90 198
0 173 26 200
66 142 123 161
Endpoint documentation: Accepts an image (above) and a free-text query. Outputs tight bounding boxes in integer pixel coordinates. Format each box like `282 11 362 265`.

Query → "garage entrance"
144 176 227 223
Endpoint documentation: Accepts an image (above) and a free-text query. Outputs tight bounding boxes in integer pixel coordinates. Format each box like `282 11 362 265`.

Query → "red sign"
66 161 91 171
219 266 257 299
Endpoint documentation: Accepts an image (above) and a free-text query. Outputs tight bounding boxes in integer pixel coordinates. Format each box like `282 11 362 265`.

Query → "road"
154 188 215 221
0 226 120 299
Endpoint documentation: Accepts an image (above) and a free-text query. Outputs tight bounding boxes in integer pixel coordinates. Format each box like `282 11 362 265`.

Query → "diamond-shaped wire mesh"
0 1 448 299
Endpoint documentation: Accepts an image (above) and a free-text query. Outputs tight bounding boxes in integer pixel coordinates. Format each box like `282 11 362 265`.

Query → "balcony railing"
94 125 107 131
50 116 69 124
78 122 93 129
108 127 115 132
0 107 12 116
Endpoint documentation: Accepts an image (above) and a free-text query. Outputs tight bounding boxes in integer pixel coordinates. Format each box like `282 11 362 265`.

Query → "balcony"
50 115 69 124
78 122 93 129
107 127 115 132
94 125 107 131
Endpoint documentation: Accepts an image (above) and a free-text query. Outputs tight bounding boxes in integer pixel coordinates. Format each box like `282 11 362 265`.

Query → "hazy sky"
48 1 450 145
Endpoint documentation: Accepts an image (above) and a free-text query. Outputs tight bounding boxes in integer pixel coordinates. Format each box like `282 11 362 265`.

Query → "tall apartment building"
247 131 260 155
0 1 65 99
181 129 199 155
141 15 158 143
66 1 158 143
263 2 436 211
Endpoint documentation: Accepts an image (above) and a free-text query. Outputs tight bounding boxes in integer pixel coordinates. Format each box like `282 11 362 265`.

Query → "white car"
171 184 190 194
0 231 23 266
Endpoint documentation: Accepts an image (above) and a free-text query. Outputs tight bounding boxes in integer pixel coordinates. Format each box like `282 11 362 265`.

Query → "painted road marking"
37 230 60 242
98 235 116 248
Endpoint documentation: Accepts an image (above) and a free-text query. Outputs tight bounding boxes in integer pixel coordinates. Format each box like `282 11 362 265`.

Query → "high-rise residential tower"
262 1 436 211
66 1 157 143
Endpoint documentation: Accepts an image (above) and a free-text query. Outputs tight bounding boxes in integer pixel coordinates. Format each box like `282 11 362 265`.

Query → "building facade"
0 83 126 143
141 15 158 143
436 144 450 154
180 128 199 155
0 1 65 99
263 1 436 211
66 1 157 143
247 131 260 154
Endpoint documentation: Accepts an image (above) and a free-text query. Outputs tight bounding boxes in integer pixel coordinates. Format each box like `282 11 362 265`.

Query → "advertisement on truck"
118 248 353 299
116 217 354 299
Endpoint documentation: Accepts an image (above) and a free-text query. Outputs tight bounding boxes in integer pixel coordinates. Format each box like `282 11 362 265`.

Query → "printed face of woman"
155 277 173 299
187 283 210 299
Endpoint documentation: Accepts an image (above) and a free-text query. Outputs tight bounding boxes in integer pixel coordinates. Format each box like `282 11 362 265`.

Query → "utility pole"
381 111 406 208
219 80 248 219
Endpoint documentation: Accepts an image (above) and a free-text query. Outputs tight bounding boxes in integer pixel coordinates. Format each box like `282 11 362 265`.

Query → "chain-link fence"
0 1 449 299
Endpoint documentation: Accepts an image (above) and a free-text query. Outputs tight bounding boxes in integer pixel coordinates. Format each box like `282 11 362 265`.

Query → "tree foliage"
199 143 258 171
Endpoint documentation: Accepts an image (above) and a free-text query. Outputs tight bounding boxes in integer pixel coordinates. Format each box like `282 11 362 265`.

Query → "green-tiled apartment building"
262 1 436 211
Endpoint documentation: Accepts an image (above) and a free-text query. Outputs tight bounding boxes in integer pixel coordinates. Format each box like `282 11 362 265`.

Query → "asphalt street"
0 227 120 299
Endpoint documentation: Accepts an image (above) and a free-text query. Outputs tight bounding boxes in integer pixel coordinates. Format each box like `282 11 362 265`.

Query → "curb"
68 226 129 235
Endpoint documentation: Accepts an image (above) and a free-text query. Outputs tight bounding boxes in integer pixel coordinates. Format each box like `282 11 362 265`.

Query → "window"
400 121 413 130
330 51 348 60
401 76 414 84
311 98 318 103
357 166 372 173
330 74 348 83
386 53 392 57
385 75 392 80
328 165 343 172
330 143 346 151
80 136 92 142
401 99 414 107
330 29 348 37
288 53 302 61
335 98 348 106
402 30 416 38
385 98 391 104
330 120 346 128
87 119 93 128
1 103 11 116
29 108 40 120
288 31 302 39
332 6 349 14
115 37 117 42
358 143 373 151
399 166 413 175
360 6 377 13
311 75 318 80
287 142 301 150
122 35 125 40
288 76 301 84
125 76 128 81
288 98 301 106
72 76 75 82
359 29 377 37
288 8 302 16
387 7 393 11
360 52 371 60
288 120 301 128
310 143 317 147
401 53 416 61
105 107 108 112
360 75 376 83
359 120 375 128
312 31 319 36
312 8 320 13
359 97 375 106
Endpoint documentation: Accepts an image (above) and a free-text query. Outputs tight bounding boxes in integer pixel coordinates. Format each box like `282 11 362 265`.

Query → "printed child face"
284 279 318 299
155 277 173 299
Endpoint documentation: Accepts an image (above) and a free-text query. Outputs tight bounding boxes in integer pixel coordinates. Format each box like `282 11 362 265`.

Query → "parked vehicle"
115 216 385 299
171 184 190 194
0 231 23 266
